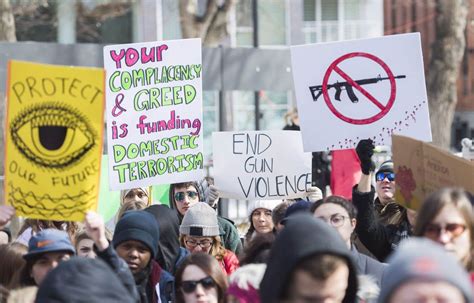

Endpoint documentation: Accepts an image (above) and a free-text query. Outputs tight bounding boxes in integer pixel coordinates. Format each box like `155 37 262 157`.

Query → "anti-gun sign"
290 33 432 152
213 131 312 200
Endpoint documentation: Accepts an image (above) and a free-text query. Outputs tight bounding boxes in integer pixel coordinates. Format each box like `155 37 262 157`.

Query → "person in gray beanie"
179 203 239 275
378 238 473 303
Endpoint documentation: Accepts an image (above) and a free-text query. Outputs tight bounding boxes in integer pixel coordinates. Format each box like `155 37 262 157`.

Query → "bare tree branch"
427 0 469 148
179 0 236 46
0 0 17 41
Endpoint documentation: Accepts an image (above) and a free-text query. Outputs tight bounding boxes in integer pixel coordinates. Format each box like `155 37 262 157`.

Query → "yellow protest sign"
5 60 105 221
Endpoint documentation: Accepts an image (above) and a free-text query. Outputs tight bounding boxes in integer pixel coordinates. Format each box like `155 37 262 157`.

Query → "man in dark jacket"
352 139 413 261
260 213 358 303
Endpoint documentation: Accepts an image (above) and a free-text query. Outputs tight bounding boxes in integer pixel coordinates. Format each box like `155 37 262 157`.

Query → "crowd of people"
0 139 473 303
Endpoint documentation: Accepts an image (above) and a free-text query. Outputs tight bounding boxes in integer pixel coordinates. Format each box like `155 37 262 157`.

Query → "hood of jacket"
36 258 135 303
145 204 181 273
259 213 358 303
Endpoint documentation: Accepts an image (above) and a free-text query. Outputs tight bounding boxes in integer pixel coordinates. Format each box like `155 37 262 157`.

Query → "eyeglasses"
424 223 467 240
174 191 199 202
375 172 395 182
181 276 215 293
316 214 349 228
185 239 213 249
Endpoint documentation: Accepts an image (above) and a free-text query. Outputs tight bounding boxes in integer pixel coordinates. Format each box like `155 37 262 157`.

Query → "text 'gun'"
309 74 406 103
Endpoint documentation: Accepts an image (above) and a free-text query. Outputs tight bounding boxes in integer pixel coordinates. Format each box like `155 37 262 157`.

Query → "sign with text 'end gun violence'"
290 33 432 152
213 131 312 200
104 39 204 190
392 135 474 210
5 60 105 221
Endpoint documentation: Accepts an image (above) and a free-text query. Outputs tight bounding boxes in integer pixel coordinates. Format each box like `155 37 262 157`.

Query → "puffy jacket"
219 249 240 275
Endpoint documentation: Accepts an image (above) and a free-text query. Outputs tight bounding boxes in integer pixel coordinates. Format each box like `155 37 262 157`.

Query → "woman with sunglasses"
179 203 239 275
175 252 228 303
414 187 473 271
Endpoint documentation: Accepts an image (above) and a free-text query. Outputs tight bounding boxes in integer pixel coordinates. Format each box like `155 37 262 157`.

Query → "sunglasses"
174 191 199 202
375 172 395 182
424 223 467 239
181 276 215 293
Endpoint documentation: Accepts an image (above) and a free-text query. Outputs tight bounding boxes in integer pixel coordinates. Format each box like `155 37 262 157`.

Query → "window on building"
202 91 219 162
303 0 381 43
235 0 287 47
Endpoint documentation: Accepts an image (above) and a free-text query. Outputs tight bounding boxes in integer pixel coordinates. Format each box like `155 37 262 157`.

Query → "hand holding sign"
84 211 109 251
0 205 15 229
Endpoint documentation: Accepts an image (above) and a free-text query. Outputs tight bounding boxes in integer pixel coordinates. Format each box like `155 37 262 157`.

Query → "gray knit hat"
378 238 472 303
179 203 220 237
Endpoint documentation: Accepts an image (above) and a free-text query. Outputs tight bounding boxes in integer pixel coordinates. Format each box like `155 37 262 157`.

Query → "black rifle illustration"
309 74 406 103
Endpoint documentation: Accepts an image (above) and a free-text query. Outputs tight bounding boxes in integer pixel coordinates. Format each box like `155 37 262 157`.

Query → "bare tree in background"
0 0 16 41
427 0 469 149
179 0 236 46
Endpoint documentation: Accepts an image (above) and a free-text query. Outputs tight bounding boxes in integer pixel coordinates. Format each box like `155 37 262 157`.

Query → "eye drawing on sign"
308 52 407 125
10 103 96 169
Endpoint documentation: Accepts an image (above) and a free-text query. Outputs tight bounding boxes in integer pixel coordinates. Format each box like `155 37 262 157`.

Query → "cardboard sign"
5 60 105 221
213 131 312 200
103 39 204 190
392 135 474 210
290 33 432 152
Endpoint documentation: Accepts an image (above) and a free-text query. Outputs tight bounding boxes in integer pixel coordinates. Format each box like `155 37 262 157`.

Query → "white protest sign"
290 33 432 152
104 39 204 190
213 131 312 200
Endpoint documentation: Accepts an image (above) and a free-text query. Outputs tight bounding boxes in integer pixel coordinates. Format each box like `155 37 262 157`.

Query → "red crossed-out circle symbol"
322 52 397 125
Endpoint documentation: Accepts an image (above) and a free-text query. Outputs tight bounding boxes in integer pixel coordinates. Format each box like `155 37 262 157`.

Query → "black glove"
356 139 375 175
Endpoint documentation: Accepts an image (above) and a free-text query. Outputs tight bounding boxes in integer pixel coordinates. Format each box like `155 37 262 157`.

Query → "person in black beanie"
36 257 136 303
85 211 174 303
352 139 414 261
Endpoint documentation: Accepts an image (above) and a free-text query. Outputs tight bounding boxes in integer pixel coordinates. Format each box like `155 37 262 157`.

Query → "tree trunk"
179 0 235 47
427 0 468 149
0 0 16 41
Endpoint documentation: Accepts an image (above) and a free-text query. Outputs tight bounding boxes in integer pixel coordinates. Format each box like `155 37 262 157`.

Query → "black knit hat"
36 257 135 303
113 210 160 258
376 160 394 174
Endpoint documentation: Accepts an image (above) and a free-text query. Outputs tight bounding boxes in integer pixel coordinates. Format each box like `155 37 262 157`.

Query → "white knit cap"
247 200 282 217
